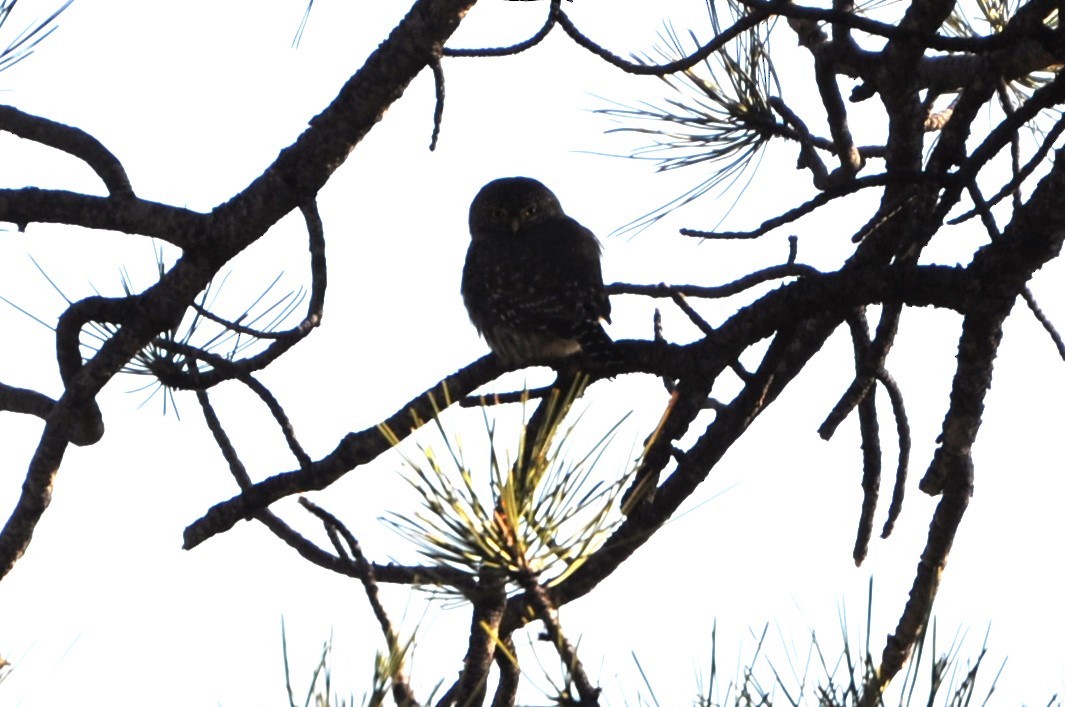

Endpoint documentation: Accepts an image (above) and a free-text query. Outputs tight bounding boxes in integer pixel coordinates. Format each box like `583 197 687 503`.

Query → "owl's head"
469 177 564 241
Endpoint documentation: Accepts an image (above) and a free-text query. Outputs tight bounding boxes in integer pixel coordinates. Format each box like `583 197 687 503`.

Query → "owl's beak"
509 217 521 234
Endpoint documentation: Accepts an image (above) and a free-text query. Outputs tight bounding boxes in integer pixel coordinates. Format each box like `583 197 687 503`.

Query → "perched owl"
461 177 612 367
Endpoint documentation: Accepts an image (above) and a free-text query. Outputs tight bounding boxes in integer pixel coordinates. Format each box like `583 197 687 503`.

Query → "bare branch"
556 1 778 75
1022 286 1065 361
185 262 989 552
519 572 600 705
0 419 69 577
681 173 897 239
608 264 821 300
0 382 53 419
194 385 475 591
877 368 911 540
183 355 503 549
0 105 133 197
443 0 560 57
0 188 204 247
949 115 1065 226
490 635 520 707
453 567 507 707
429 57 445 151
299 498 420 707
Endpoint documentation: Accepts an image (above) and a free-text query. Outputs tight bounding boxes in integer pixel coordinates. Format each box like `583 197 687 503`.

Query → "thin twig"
608 264 819 300
519 571 600 705
299 498 420 707
1022 287 1065 361
770 97 829 185
429 58 445 151
443 0 560 57
556 1 778 75
682 173 895 239
877 369 910 539
948 116 1065 225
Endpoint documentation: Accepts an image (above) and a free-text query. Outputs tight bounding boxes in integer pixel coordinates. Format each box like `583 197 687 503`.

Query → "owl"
461 177 612 367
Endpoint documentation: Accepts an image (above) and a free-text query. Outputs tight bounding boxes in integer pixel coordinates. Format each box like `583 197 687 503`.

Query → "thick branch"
183 263 989 550
453 567 507 707
0 188 204 248
0 383 53 419
0 105 133 197
515 318 844 631
200 0 479 257
876 145 1065 692
0 420 69 577
0 0 482 582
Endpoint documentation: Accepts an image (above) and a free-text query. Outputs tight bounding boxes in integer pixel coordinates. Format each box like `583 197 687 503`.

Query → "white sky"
1 1 1063 705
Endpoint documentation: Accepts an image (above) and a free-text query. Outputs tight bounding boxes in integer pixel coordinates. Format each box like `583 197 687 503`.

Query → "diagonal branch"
183 355 503 549
194 385 475 592
875 144 1065 696
183 263 989 553
0 0 483 582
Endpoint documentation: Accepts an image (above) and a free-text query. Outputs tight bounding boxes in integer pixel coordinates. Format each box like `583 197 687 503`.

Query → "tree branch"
0 105 133 197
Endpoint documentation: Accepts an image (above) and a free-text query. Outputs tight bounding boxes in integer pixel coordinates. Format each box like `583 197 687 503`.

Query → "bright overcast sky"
1 1 1063 705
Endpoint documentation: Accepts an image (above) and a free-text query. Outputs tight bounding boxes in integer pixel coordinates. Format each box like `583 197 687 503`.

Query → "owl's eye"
522 204 539 220
488 207 508 223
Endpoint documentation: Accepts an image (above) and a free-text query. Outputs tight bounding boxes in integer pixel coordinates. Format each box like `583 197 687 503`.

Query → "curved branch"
770 96 830 185
55 295 137 387
443 0 560 57
877 369 911 539
161 199 328 390
556 2 778 75
814 53 864 181
242 375 312 470
853 377 881 565
833 311 883 567
0 105 133 198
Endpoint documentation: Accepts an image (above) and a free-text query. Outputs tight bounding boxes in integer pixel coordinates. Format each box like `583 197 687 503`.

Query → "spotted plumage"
461 177 611 366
